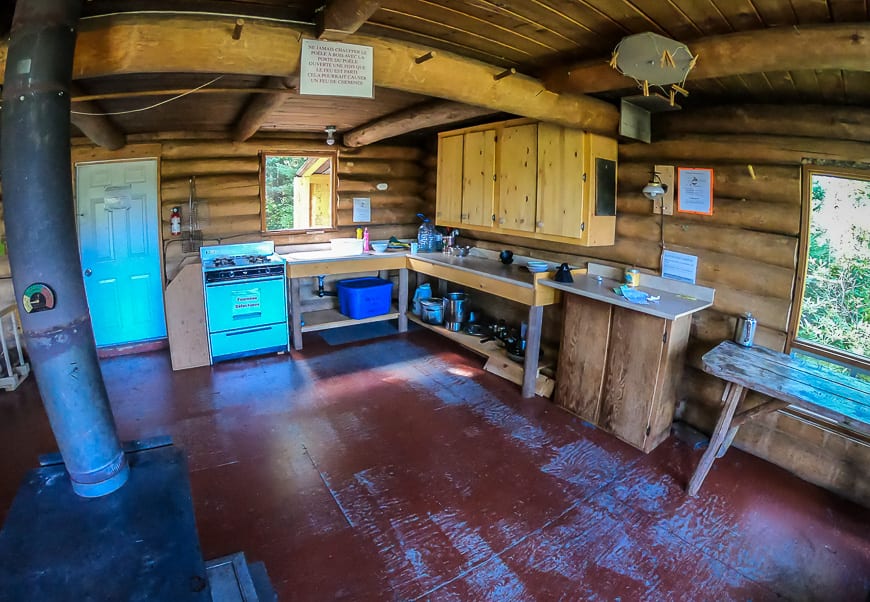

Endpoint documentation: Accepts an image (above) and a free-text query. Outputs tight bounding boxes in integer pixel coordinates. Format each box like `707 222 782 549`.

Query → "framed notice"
677 167 714 215
300 39 374 99
352 197 371 223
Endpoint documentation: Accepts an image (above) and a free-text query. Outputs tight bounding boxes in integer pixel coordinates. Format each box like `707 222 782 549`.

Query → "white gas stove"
200 242 288 363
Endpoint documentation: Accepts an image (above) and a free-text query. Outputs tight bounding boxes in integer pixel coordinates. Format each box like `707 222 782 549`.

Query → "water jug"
412 283 432 316
416 213 435 252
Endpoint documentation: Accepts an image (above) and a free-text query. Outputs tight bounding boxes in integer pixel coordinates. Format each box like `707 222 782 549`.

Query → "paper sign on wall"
300 39 374 99
661 250 698 284
677 167 714 215
353 197 371 222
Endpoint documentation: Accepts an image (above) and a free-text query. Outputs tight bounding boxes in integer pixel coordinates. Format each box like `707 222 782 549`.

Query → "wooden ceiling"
2 1 867 145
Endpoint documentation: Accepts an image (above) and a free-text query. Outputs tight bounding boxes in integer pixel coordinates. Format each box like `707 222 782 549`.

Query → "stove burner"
245 255 270 264
213 257 236 267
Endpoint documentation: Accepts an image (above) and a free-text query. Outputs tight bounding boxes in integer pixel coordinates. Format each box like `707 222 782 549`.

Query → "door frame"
73 147 167 345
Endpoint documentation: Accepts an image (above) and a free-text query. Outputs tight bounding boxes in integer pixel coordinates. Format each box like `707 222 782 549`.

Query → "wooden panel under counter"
546 264 713 453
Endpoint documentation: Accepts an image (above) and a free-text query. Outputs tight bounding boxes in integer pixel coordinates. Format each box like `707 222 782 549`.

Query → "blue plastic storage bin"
336 277 394 319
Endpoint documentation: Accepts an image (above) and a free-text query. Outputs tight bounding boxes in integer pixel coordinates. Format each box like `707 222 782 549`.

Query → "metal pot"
444 292 468 327
420 298 445 325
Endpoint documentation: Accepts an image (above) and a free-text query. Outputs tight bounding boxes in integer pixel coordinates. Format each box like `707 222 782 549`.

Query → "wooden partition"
456 107 870 505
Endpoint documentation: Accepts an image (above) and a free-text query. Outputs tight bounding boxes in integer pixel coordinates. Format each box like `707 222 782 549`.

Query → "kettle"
554 263 573 283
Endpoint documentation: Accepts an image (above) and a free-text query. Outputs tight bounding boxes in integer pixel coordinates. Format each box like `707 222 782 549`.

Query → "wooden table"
688 340 870 495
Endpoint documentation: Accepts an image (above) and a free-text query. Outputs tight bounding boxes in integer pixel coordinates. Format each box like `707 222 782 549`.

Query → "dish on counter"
525 261 550 273
370 241 389 253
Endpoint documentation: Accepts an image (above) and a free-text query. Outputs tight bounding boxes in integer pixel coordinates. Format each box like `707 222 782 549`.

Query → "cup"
410 242 419 254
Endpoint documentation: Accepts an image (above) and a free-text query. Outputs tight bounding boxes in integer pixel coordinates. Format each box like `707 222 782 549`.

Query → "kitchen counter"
540 272 714 320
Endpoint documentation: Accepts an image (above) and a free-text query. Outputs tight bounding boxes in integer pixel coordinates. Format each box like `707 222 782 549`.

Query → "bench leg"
716 426 740 459
687 382 746 496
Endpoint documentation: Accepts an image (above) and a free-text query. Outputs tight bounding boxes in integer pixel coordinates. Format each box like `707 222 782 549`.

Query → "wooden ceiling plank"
705 0 764 31
657 0 735 36
813 69 848 103
317 0 381 39
745 0 799 25
69 82 127 150
343 100 497 146
789 0 832 22
827 0 868 21
543 23 870 94
377 0 588 55
232 76 296 142
375 8 536 58
620 0 706 38
361 22 519 66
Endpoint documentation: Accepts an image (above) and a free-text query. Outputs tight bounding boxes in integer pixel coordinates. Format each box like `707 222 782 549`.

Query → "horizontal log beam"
343 100 497 147
69 83 126 150
233 76 295 142
655 105 870 144
0 14 618 135
317 0 380 39
544 23 870 94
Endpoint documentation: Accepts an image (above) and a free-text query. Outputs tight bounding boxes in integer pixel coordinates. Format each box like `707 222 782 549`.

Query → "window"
260 152 335 232
790 166 870 380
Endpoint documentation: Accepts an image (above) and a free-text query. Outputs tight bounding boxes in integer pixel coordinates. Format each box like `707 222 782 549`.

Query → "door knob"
84 269 93 277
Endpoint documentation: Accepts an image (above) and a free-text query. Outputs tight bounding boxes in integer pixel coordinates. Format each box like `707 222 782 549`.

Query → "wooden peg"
232 18 245 40
494 67 517 81
415 51 436 64
642 80 649 96
672 83 689 97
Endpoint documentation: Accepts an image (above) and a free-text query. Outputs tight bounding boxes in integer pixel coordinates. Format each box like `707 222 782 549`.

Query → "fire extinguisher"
170 206 182 236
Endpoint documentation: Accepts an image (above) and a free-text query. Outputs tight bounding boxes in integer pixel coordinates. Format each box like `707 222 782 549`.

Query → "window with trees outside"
790 166 870 383
260 153 335 232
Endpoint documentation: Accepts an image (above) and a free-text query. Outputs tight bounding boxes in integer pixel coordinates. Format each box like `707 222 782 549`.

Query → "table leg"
687 381 746 496
290 278 303 351
398 268 408 332
522 305 544 399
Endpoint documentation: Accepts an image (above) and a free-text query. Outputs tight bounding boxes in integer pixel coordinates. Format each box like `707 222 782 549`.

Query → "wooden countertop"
540 263 714 321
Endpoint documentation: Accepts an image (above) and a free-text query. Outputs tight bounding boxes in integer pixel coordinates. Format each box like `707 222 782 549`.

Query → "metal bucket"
420 298 445 325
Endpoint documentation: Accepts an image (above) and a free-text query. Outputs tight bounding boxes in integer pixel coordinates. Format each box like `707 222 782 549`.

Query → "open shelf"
406 313 554 397
300 306 400 333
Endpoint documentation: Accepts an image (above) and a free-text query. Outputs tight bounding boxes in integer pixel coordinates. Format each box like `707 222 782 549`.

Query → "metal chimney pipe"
1 0 129 497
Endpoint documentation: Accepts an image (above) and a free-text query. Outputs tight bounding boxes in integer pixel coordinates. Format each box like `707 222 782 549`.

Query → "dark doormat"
318 320 418 346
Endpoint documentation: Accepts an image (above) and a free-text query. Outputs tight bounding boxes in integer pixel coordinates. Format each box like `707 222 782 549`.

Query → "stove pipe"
1 0 129 497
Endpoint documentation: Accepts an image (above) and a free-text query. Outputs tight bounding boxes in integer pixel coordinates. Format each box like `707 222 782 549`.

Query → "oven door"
204 276 287 334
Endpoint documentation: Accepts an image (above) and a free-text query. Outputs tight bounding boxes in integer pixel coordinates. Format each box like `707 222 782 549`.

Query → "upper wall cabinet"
436 118 617 246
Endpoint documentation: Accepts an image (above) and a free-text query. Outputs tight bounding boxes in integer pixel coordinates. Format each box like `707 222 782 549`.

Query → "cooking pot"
420 297 445 325
444 292 468 331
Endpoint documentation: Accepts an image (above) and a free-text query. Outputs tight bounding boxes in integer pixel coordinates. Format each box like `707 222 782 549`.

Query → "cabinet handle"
498 217 505 224
491 214 496 222
536 221 544 228
580 222 586 232
519 218 525 224
460 213 469 219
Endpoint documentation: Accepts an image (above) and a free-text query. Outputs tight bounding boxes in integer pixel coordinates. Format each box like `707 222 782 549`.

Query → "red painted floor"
1 328 868 601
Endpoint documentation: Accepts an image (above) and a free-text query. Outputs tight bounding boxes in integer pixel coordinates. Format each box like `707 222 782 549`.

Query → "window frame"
259 150 338 234
787 164 870 374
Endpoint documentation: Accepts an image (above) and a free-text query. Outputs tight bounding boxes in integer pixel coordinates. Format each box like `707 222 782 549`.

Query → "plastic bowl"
370 241 389 253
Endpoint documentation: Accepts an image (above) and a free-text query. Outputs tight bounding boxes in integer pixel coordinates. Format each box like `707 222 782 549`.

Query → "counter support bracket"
522 305 544 398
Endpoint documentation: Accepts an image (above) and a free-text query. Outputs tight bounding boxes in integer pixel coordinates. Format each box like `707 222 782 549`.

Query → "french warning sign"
300 39 374 99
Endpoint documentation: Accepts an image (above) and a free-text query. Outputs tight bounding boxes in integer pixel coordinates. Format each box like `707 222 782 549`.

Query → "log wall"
458 106 870 506
0 133 429 323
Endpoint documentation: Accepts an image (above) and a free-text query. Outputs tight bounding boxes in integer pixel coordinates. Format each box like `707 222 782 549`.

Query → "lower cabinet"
555 294 691 453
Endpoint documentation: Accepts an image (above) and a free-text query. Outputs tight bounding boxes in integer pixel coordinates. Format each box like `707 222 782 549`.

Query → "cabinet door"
498 124 537 233
580 134 617 246
436 134 464 226
536 123 585 238
462 130 496 228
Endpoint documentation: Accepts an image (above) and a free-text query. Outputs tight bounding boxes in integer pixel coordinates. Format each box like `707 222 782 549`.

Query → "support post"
1 0 128 497
522 305 544 398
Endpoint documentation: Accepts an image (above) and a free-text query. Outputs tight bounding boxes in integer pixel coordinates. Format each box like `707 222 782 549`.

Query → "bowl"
370 241 388 253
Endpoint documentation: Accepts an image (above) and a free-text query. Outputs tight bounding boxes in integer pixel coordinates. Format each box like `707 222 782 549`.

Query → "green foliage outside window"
263 155 307 231
797 175 870 360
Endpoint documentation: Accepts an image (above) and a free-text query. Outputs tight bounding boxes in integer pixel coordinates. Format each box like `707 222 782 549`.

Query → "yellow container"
624 268 640 288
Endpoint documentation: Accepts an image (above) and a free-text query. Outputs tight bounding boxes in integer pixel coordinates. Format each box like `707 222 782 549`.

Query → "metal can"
734 312 757 347
624 268 640 288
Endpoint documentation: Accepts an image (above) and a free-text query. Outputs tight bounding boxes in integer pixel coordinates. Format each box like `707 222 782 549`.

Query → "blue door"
76 160 166 346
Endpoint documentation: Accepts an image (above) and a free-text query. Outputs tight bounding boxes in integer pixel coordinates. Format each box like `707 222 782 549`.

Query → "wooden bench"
687 340 870 496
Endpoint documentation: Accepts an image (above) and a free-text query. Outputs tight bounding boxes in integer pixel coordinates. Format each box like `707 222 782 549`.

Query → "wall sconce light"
642 171 668 201
325 125 337 146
